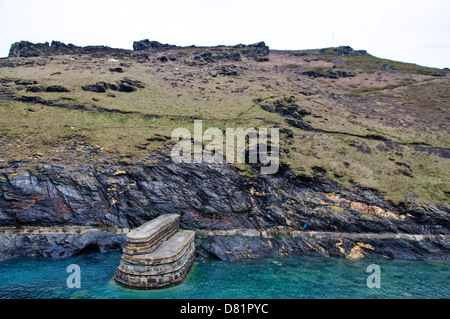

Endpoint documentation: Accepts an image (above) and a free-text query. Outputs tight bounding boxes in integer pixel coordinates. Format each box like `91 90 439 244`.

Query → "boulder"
25 86 44 93
356 141 372 154
133 39 177 51
45 85 70 93
81 79 144 93
157 56 168 63
109 67 123 73
14 80 37 85
216 65 239 76
118 83 135 92
82 83 107 93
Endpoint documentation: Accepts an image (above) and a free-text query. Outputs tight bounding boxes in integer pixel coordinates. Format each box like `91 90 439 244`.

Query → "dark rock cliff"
2 154 446 232
0 150 448 261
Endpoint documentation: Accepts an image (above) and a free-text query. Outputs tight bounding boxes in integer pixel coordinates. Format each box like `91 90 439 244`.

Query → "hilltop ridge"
7 39 271 61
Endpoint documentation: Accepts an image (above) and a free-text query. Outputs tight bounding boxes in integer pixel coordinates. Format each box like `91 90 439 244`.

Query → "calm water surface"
0 252 448 299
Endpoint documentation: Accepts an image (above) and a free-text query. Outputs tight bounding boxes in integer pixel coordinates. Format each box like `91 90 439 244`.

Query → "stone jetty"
114 214 195 289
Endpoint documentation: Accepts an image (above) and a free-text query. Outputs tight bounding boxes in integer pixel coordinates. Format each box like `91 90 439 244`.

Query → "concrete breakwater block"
124 214 180 255
114 214 196 289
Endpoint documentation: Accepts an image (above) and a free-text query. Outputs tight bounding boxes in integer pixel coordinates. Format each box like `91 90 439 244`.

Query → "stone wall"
114 215 196 289
115 240 195 288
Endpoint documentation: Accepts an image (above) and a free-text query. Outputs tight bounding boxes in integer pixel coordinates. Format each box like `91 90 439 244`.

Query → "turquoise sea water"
0 252 448 299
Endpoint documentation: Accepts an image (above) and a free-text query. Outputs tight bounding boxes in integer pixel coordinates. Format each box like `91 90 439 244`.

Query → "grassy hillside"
0 44 448 204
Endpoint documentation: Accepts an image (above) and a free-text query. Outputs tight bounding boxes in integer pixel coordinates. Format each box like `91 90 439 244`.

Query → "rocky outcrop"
319 46 368 57
259 97 314 131
21 85 70 93
239 41 270 61
8 40 128 58
412 144 450 159
8 41 50 58
45 85 70 93
133 39 178 51
184 50 242 66
301 68 356 79
7 40 270 65
0 230 125 260
196 231 450 261
7 39 269 63
132 39 269 59
178 42 270 66
81 79 144 93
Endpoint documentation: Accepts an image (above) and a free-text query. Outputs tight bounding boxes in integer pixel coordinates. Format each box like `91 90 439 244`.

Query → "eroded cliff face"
0 148 448 261
2 152 447 232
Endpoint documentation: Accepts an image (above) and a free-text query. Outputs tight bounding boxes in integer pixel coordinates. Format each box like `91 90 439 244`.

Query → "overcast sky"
1 0 449 68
